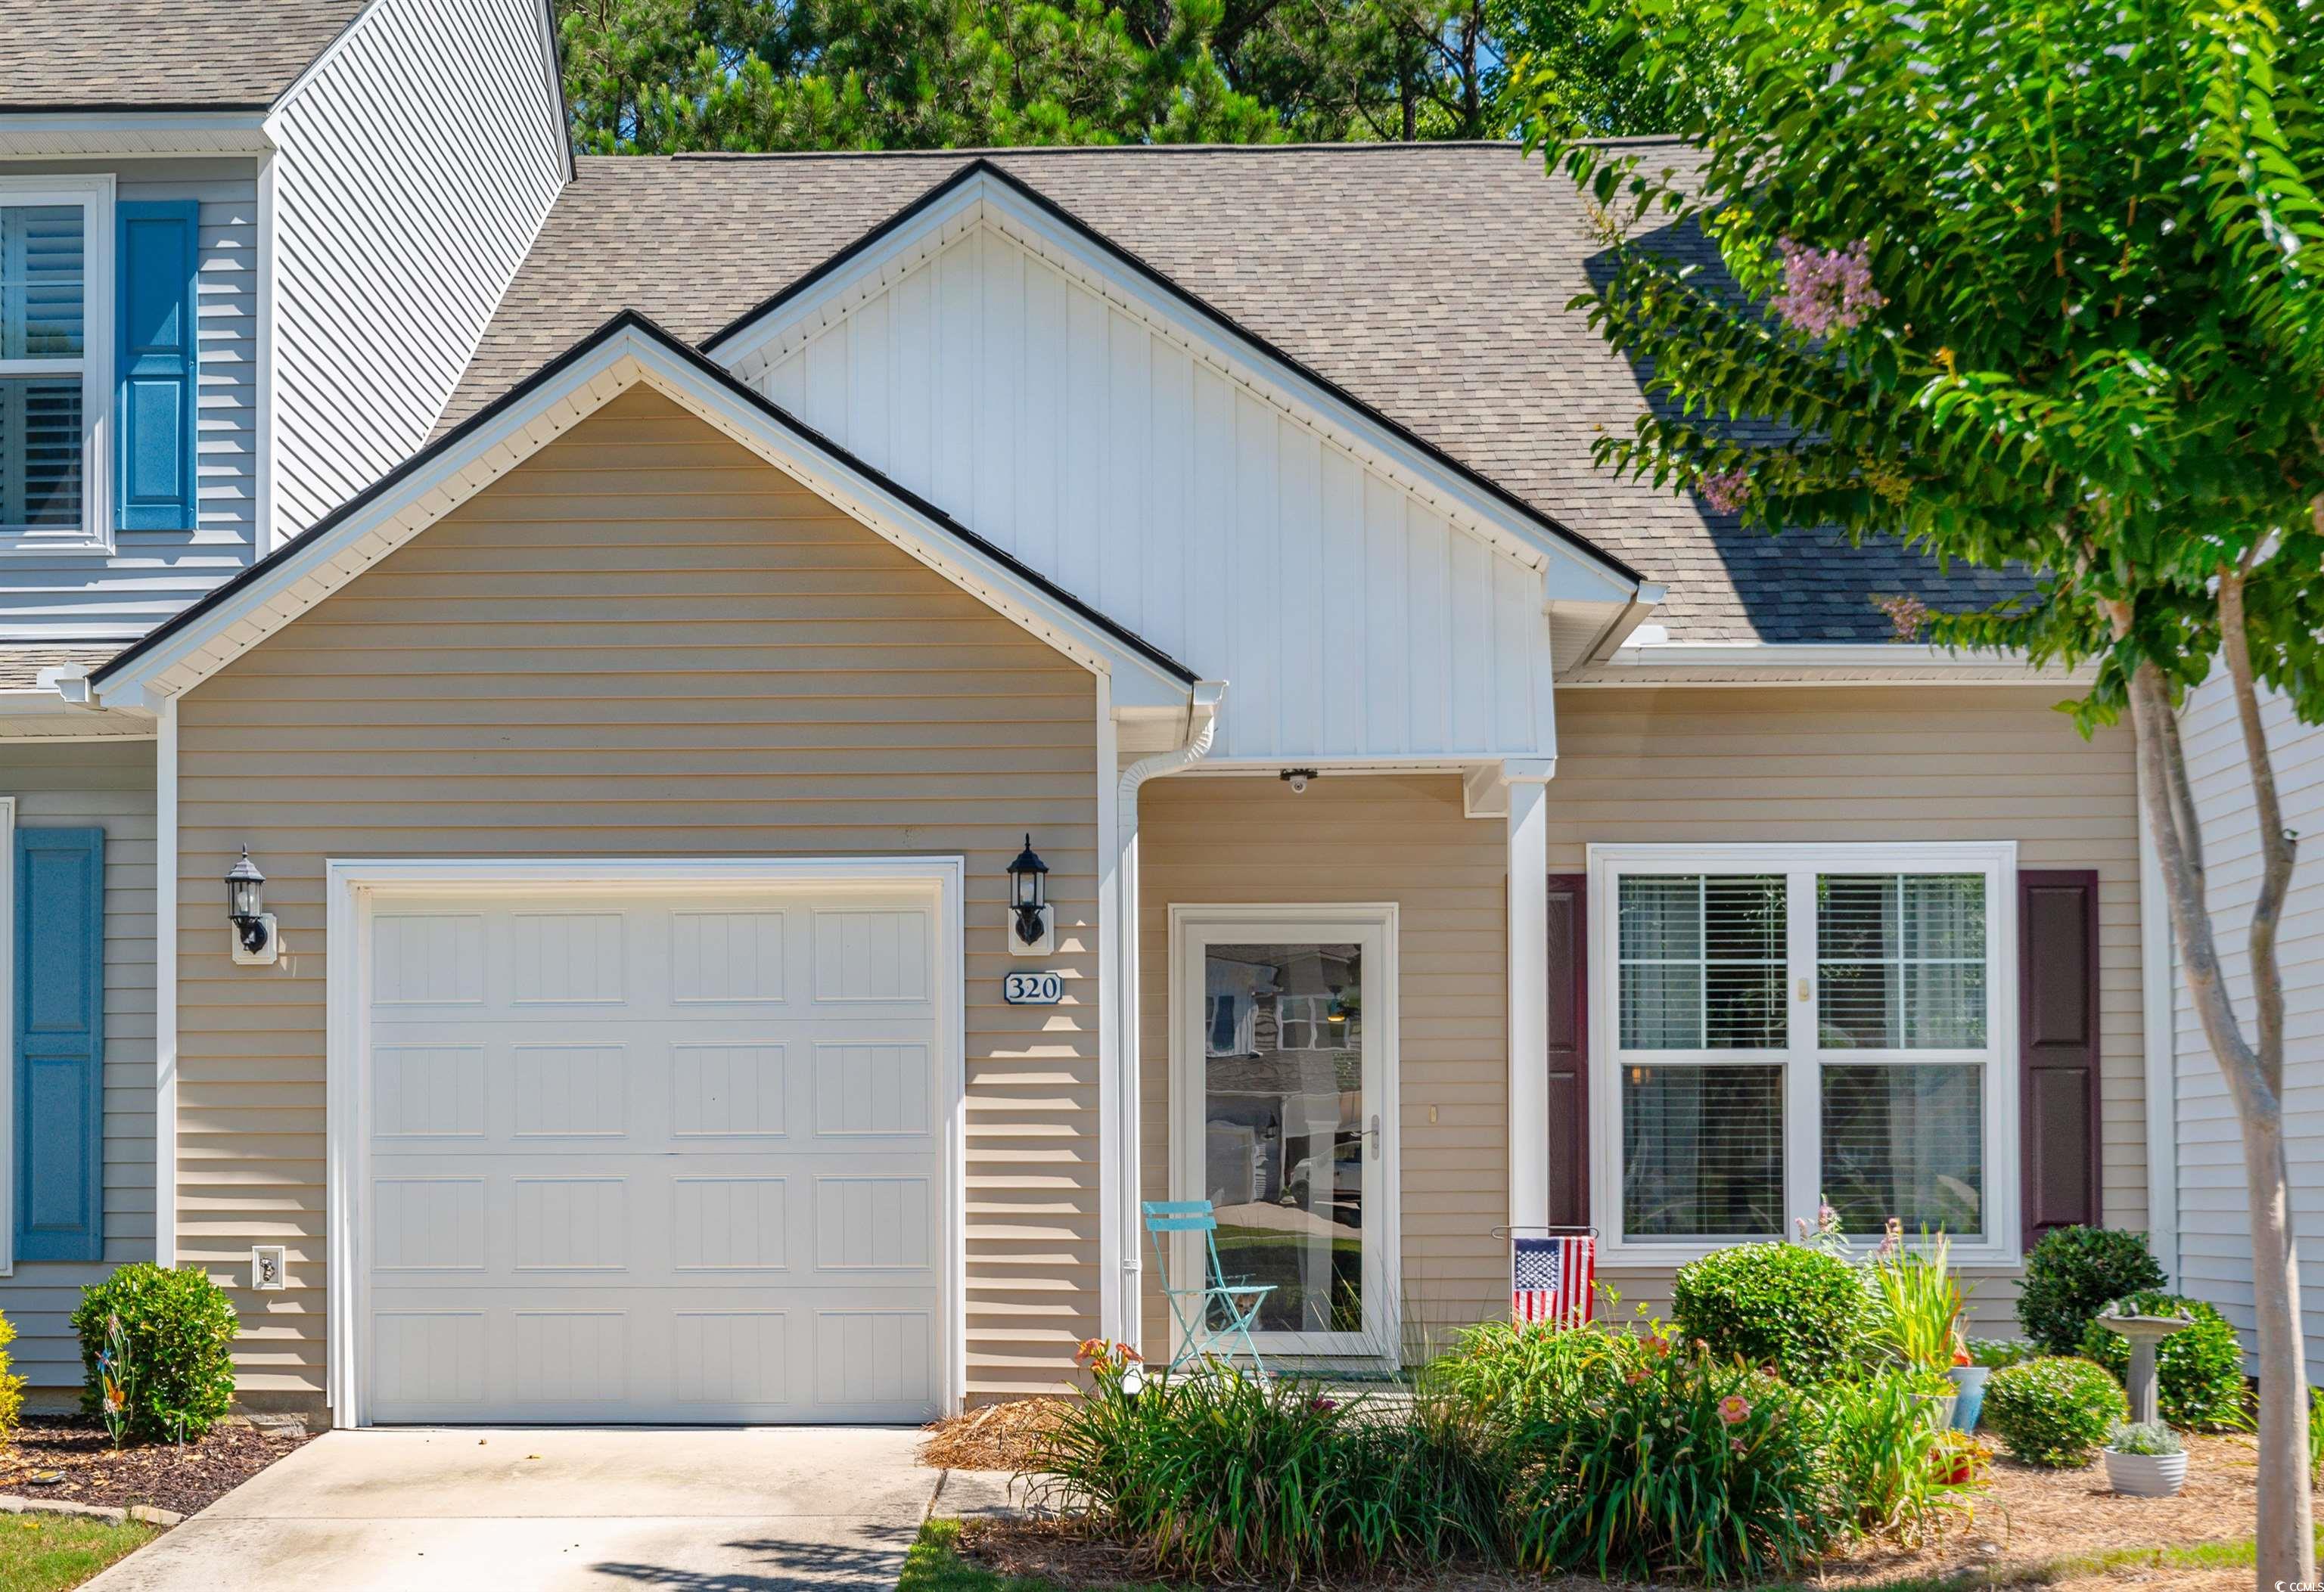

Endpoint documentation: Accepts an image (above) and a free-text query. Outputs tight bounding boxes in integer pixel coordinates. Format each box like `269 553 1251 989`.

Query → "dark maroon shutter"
2019 870 2100 1251
1546 874 1589 1230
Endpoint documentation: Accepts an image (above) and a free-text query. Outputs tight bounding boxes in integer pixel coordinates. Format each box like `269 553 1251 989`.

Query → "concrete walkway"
85 1426 1024 1590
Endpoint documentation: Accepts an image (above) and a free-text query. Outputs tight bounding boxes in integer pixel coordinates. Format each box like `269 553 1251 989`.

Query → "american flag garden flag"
1511 1234 1595 1328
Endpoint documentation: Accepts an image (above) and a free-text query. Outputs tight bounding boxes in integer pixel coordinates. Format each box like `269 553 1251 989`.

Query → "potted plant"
2103 1420 2188 1497
1948 1337 2019 1431
1869 1224 1974 1429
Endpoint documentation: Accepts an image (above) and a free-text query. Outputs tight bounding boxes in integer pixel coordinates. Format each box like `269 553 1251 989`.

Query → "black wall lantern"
1006 834 1050 950
226 847 278 964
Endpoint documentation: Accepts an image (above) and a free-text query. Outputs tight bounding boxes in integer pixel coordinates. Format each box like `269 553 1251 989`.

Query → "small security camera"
1280 768 1319 794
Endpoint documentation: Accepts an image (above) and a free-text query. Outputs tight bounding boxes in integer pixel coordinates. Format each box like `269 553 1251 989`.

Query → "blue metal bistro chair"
1144 1199 1274 1376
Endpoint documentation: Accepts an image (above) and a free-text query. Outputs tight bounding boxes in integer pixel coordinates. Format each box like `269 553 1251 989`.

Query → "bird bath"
2100 1307 2194 1425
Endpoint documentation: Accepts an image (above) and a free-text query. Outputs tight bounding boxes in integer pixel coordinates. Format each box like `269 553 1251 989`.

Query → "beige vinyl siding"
172 387 1100 1410
2 738 157 1393
1139 686 2140 1348
1138 773 1509 1357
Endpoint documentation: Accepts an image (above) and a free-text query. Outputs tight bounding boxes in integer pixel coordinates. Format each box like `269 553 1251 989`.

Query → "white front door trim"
325 855 968 1429
1167 902 1401 1364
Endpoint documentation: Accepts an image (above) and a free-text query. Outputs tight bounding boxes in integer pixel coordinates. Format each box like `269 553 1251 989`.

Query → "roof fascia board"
92 318 1195 712
1567 640 2093 685
708 164 1641 606
266 0 389 114
0 112 274 156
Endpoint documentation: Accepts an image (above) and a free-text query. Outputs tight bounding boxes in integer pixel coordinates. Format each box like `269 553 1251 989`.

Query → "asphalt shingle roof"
442 144 2027 646
0 0 373 109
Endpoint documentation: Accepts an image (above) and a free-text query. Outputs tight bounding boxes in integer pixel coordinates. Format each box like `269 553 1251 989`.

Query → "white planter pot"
2104 1449 2188 1497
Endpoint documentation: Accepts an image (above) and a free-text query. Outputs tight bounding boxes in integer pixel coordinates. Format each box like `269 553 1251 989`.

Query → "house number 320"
1003 971 1064 1005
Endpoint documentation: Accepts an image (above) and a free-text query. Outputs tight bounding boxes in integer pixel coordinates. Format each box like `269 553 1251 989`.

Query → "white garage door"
360 884 946 1424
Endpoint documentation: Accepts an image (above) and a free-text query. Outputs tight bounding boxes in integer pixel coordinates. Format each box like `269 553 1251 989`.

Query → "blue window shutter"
15 827 105 1263
114 200 200 532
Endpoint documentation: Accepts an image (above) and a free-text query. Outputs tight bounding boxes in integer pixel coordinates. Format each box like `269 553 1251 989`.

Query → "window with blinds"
1601 849 2008 1255
0 200 89 538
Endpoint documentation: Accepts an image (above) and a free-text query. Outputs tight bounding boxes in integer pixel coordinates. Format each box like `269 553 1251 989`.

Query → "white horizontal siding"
269 0 565 544
2170 672 2324 1383
751 225 1553 764
1 739 157 1395
0 160 259 641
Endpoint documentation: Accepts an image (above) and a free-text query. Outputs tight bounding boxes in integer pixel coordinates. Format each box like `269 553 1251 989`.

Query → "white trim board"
0 796 15 1277
322 854 969 1428
92 321 1198 715
1166 902 1402 1364
1584 840 2023 1269
0 174 115 558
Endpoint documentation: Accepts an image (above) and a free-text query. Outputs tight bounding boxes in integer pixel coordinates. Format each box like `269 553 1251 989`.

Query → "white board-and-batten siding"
268 0 566 545
2168 673 2324 1381
0 740 157 1393
740 223 1556 765
0 160 257 641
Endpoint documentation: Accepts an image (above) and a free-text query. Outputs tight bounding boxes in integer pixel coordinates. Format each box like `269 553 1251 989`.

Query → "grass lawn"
0 1513 156 1592
903 1519 1173 1592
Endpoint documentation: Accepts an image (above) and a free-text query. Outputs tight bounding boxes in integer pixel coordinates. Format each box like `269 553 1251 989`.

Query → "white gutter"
1582 582 1669 664
1111 680 1226 1347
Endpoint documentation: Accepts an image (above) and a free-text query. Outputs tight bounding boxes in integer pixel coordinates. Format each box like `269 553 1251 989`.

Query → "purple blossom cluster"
1697 466 1751 516
1771 237 1885 337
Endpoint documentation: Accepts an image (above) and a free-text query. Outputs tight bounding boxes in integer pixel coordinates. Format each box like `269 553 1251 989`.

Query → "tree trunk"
2127 655 2313 1590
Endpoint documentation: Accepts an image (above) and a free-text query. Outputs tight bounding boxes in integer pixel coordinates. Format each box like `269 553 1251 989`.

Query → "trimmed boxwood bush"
2079 1292 2251 1430
2018 1226 2167 1355
1673 1242 1869 1385
1983 1356 2127 1467
72 1264 239 1441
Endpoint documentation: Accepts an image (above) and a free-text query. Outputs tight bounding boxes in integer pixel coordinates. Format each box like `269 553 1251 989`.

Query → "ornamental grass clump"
1672 1241 1869 1385
1983 1356 2127 1468
1030 1355 1504 1581
1813 1368 1973 1543
1503 1327 1841 1582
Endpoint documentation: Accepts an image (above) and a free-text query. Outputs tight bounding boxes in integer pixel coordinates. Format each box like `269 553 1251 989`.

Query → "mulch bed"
0 1415 314 1519
924 1399 1068 1472
955 1428 2285 1592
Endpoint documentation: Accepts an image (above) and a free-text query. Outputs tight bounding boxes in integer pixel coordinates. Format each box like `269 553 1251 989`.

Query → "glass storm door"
1173 909 1396 1361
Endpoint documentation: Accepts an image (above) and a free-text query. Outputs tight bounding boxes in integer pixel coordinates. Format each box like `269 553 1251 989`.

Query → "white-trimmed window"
0 176 111 554
1589 843 2018 1265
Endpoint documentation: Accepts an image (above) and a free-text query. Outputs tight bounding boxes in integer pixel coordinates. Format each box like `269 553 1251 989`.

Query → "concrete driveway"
85 1426 1020 1590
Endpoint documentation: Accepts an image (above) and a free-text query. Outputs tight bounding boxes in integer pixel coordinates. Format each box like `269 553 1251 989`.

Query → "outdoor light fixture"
1006 834 1052 956
226 847 278 966
1280 768 1318 794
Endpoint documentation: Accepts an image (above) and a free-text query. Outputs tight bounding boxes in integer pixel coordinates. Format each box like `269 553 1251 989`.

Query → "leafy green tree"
1536 0 2318 1578
559 0 1280 150
1487 0 1735 140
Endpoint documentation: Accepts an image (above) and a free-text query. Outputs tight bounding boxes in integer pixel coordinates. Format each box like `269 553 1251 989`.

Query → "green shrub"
2310 1389 2324 1484
1983 1356 2127 1467
2017 1227 2167 1355
2077 1292 2251 1431
1429 1317 1633 1424
72 1265 238 1441
0 1311 23 1441
1505 1333 1841 1581
1813 1370 1970 1541
1673 1242 1870 1385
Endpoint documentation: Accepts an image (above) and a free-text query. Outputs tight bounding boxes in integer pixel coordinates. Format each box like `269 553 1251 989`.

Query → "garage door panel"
363 885 945 1425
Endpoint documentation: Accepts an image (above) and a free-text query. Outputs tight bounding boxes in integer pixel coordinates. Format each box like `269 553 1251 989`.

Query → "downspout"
1114 680 1226 1348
